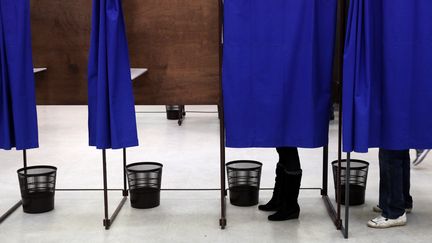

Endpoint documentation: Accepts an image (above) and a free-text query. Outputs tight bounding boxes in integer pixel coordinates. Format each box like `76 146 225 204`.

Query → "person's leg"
368 149 407 228
277 147 301 171
258 149 286 211
402 151 413 210
378 149 387 211
381 149 406 219
376 149 412 213
268 147 302 221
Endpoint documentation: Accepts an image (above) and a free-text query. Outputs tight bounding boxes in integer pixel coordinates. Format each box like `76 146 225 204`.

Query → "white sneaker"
372 205 412 213
367 213 407 229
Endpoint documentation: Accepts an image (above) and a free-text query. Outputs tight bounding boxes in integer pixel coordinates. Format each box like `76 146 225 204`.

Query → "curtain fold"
343 0 432 152
88 0 138 149
0 0 38 150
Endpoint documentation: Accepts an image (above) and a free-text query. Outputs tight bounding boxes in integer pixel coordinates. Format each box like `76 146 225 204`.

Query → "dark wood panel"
31 0 220 105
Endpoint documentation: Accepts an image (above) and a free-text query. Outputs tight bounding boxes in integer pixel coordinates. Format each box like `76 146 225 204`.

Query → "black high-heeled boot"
268 170 302 221
258 163 284 211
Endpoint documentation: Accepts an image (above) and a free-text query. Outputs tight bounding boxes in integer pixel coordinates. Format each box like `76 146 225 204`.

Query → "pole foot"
336 219 342 230
103 219 111 230
320 189 327 196
219 218 227 229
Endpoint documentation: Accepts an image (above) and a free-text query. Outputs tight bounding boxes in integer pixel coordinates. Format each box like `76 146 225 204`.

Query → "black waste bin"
332 159 369 205
17 165 57 213
165 105 185 120
126 162 163 209
226 160 262 207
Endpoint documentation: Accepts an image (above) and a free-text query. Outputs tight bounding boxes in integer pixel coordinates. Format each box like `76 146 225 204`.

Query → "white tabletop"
32 68 146 79
33 68 47 74
130 68 148 81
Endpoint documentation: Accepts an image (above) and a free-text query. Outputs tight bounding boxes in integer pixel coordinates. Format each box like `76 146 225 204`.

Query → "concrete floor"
1 106 432 243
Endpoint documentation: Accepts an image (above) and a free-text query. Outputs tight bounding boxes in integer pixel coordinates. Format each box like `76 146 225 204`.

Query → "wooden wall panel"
31 0 92 104
31 0 220 105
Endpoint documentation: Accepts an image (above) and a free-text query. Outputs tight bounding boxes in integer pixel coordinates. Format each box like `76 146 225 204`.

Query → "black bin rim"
17 165 57 176
331 159 369 170
126 162 163 173
226 160 263 171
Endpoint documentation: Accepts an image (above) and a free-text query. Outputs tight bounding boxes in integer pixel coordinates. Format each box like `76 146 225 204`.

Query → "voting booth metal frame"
1 0 353 239
326 0 351 238
217 0 352 238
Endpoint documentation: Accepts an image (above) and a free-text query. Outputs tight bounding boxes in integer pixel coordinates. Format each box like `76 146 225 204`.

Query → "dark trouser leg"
379 149 408 219
403 152 413 209
276 147 301 172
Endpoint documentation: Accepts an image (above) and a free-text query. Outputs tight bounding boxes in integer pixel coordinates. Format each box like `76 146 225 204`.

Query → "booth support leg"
23 149 27 168
321 146 328 196
321 145 343 228
218 105 227 229
102 149 110 229
342 152 351 239
101 149 128 230
123 148 128 196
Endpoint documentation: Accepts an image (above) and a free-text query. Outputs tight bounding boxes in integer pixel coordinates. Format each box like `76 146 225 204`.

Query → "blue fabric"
88 0 138 149
343 0 432 152
0 0 38 150
222 0 337 148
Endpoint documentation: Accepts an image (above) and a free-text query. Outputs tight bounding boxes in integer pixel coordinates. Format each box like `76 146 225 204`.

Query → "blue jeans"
378 149 413 219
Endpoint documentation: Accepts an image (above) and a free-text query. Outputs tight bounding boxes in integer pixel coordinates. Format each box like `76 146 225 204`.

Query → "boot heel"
287 211 299 219
268 208 300 221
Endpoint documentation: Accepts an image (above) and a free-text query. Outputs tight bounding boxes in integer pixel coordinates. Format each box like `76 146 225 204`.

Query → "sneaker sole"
367 220 406 229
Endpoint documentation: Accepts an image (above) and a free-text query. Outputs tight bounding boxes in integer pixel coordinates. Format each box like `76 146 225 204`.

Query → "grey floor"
1 106 432 243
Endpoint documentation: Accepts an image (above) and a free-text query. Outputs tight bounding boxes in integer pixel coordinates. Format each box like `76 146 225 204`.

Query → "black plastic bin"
165 105 185 120
226 160 262 207
17 165 57 214
332 159 369 205
126 162 163 209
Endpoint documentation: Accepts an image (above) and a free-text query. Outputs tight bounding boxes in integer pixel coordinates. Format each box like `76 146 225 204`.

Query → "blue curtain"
88 0 138 149
223 0 337 148
0 0 38 150
343 0 432 152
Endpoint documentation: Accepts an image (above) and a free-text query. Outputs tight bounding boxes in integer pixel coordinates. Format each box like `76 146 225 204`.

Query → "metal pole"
123 148 128 196
23 150 29 192
110 197 128 224
23 149 27 168
344 152 351 239
322 146 329 196
336 0 347 229
102 149 110 229
322 145 342 228
219 104 227 229
218 0 227 229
